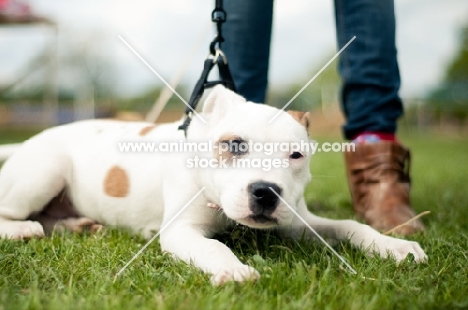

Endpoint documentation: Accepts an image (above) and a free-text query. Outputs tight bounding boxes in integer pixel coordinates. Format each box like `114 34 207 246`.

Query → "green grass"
0 128 41 144
1 131 468 310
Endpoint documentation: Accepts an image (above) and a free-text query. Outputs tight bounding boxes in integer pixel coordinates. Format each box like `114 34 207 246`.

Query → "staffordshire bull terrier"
0 85 426 285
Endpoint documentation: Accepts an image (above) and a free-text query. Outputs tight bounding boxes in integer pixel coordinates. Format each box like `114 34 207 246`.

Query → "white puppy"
0 85 426 285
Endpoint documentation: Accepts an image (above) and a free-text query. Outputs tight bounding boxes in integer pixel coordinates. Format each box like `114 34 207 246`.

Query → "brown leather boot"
344 142 424 235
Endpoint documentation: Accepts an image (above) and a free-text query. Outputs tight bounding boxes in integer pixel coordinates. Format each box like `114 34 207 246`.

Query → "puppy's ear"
287 110 310 131
203 85 246 118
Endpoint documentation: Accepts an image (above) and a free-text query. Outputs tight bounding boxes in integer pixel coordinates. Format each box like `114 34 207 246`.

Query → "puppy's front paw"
211 265 260 286
374 236 427 263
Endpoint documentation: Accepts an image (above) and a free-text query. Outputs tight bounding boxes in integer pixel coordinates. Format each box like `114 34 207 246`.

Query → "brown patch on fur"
139 125 157 136
103 165 130 197
287 110 311 131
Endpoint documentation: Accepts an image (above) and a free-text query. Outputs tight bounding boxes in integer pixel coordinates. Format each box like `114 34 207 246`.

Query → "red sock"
352 132 398 143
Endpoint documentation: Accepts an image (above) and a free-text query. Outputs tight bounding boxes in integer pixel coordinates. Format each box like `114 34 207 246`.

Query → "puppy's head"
192 85 311 229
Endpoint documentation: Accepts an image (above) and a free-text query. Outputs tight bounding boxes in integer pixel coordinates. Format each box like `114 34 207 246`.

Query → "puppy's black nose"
249 181 282 214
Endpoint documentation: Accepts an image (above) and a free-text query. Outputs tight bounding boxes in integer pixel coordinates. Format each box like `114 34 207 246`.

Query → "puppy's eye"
220 139 248 156
230 140 248 155
290 152 303 159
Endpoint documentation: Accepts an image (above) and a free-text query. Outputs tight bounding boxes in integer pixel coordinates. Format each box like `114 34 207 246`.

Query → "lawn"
0 129 467 310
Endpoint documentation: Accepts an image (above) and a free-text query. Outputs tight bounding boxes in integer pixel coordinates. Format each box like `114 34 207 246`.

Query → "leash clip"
209 0 226 55
211 8 226 23
209 49 227 64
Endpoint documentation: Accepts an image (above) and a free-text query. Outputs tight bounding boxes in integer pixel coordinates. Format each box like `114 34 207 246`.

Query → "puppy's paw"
373 236 427 263
211 265 260 286
0 220 45 240
54 217 103 233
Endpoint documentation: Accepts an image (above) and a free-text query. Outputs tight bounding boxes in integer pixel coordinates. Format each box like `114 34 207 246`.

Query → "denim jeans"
223 0 404 139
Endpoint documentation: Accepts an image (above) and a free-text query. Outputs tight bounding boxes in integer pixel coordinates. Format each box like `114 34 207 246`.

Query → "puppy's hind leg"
28 191 103 235
0 137 70 239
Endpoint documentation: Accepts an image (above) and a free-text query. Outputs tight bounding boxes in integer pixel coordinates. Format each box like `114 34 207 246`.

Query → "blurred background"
0 0 467 137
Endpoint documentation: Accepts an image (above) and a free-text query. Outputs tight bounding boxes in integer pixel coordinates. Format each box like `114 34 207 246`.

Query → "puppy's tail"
0 143 22 162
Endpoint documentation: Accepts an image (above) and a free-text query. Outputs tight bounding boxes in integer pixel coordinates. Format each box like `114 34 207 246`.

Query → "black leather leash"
178 0 236 137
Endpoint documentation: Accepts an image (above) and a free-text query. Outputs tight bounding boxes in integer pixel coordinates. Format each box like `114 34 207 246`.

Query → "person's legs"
334 0 424 234
222 0 274 103
334 0 403 140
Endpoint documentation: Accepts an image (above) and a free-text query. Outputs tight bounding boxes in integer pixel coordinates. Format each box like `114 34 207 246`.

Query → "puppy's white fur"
0 85 426 285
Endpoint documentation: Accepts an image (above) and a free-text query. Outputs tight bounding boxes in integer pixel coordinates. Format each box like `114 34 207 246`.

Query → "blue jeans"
223 0 404 139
